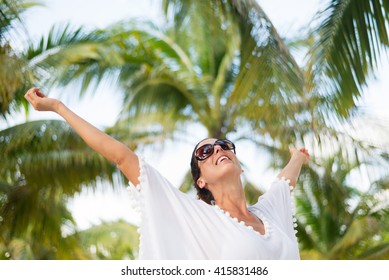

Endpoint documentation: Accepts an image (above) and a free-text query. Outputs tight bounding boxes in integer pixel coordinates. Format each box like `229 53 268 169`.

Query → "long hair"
190 140 215 205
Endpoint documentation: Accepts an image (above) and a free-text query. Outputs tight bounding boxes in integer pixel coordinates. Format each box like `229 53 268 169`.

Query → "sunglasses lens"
217 140 235 151
195 144 214 160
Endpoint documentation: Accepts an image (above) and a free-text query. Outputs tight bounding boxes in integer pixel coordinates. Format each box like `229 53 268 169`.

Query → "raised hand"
24 87 61 112
289 147 310 164
24 87 140 184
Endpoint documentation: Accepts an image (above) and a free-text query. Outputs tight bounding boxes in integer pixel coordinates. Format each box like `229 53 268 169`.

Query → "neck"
210 179 249 215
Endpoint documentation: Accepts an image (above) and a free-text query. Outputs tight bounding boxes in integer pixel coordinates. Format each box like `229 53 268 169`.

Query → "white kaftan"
127 156 300 260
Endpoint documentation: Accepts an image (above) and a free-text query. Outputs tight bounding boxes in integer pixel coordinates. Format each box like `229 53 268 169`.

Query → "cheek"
198 161 213 177
227 151 239 164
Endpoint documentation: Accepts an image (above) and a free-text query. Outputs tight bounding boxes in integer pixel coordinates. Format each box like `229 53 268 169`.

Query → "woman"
24 87 309 260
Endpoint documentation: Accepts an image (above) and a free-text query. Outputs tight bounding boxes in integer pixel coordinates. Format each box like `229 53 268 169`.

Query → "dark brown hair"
190 139 215 205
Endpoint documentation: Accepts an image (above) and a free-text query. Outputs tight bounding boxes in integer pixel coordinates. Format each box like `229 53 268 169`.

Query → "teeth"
217 156 229 165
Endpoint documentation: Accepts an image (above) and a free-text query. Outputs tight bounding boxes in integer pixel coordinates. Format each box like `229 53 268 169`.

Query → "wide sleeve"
254 177 298 241
126 156 224 260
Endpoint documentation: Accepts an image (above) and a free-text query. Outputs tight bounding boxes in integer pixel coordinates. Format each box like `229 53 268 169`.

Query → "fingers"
289 146 310 164
24 87 47 110
24 88 37 104
25 87 38 96
25 87 45 99
299 148 310 164
36 89 46 98
299 148 310 158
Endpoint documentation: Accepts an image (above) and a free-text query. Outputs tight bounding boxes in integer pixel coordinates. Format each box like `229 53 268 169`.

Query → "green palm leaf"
0 120 116 192
310 0 389 117
0 120 118 259
0 0 42 118
295 152 389 259
78 220 139 260
357 241 389 260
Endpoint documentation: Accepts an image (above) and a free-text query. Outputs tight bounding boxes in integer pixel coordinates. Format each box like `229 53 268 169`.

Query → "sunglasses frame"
195 139 236 161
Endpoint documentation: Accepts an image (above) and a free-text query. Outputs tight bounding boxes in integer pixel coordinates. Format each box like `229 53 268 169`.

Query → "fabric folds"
127 156 300 260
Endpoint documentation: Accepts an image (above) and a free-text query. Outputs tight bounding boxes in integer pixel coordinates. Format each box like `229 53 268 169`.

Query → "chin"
218 162 241 174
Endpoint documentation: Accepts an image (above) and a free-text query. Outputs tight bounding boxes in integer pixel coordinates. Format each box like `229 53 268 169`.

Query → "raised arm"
277 147 309 189
24 87 140 185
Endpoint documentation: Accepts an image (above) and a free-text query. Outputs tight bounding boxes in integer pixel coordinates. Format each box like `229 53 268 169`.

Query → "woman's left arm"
277 148 310 188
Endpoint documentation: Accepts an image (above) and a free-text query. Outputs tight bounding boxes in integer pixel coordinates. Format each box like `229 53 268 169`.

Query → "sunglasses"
195 139 236 161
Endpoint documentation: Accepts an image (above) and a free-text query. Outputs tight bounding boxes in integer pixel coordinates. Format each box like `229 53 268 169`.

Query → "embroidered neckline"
214 204 271 239
213 177 299 240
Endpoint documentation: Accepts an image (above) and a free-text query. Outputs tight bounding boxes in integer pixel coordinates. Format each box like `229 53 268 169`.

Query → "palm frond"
78 220 139 260
0 0 42 118
328 216 380 259
0 181 88 259
0 52 32 117
0 0 42 40
0 119 124 259
228 0 304 102
357 241 389 260
0 120 117 194
310 0 389 117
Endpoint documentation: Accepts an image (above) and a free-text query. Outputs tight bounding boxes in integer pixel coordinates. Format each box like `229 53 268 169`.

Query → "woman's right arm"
24 87 140 185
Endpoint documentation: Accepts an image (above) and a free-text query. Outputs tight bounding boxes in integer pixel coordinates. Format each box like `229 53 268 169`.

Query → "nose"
213 144 223 154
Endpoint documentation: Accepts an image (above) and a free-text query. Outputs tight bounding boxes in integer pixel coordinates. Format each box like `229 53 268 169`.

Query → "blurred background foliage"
1 0 388 259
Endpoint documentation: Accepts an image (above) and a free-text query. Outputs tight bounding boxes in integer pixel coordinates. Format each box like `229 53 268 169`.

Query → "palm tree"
0 120 118 259
34 0 389 170
1 0 388 260
77 219 139 260
27 0 303 142
295 152 389 259
0 0 131 259
308 0 389 118
281 0 389 258
20 0 307 201
0 0 41 118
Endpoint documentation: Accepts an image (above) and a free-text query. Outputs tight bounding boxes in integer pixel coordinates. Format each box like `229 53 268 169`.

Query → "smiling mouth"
216 155 231 165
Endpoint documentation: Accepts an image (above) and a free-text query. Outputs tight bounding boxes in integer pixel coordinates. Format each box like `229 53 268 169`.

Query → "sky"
12 0 389 229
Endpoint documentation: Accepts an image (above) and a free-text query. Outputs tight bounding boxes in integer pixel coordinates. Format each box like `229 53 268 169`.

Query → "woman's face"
195 138 242 188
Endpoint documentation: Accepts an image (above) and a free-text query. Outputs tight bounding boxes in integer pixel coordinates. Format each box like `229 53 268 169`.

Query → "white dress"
127 156 300 260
